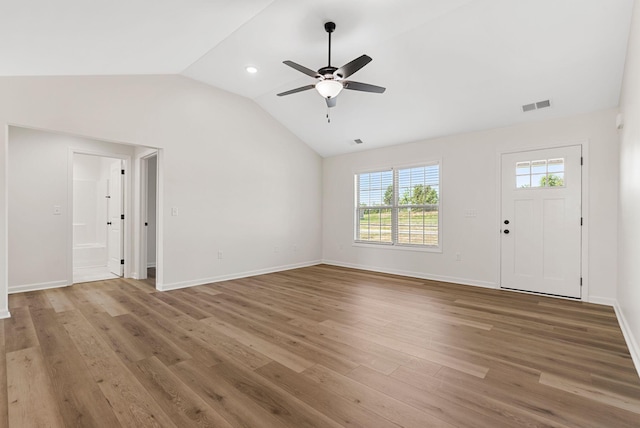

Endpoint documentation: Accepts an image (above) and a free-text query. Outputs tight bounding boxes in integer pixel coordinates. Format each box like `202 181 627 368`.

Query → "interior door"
500 146 582 298
107 160 124 276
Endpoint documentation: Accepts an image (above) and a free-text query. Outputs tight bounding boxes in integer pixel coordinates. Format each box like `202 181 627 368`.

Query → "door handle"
504 220 510 225
107 222 112 225
504 229 510 234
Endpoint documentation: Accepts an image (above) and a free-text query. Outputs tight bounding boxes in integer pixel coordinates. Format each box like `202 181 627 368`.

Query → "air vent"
354 139 364 145
522 99 551 112
536 100 551 109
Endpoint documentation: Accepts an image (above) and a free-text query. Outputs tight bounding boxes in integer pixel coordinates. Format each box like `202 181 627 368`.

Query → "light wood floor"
1 265 639 427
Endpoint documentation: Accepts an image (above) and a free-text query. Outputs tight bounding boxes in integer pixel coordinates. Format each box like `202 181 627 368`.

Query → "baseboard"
586 296 616 306
613 300 640 378
158 260 323 292
321 259 498 289
0 309 11 319
8 280 69 294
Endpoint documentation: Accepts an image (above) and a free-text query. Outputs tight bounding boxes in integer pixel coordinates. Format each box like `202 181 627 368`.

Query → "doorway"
72 154 124 283
500 145 582 298
142 154 158 287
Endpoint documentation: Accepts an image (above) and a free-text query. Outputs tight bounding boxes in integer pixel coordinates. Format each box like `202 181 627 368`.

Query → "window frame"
354 161 441 252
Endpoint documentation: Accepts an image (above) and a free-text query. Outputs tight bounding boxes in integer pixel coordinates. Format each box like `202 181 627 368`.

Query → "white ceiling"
0 0 634 157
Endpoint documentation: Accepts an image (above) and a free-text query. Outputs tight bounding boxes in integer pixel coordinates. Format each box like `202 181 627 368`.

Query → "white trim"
9 280 68 294
158 260 322 292
613 300 640 378
321 259 497 289
68 148 132 284
0 310 10 319
353 161 442 251
352 242 442 253
147 262 156 268
586 296 616 306
497 141 590 301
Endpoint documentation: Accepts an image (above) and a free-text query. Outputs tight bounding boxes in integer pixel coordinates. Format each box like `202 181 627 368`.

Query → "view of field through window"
356 164 439 246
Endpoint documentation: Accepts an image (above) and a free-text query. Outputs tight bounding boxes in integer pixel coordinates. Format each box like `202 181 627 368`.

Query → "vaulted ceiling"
1 0 634 156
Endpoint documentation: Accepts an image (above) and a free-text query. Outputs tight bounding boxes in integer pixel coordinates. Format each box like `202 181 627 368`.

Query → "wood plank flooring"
1 264 639 427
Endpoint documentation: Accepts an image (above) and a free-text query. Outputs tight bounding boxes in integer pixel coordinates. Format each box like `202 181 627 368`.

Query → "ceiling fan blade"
277 85 316 97
283 61 321 78
334 55 372 79
326 97 337 108
343 81 386 93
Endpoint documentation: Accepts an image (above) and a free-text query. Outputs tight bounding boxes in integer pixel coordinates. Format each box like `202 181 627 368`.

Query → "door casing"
497 142 590 301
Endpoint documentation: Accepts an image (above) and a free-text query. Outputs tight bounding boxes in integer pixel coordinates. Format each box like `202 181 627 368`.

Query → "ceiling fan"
277 21 386 108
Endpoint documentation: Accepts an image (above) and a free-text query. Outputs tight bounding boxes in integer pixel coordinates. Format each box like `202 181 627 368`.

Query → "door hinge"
580 156 583 166
120 259 124 265
121 169 125 175
120 214 125 220
580 277 583 286
580 217 583 226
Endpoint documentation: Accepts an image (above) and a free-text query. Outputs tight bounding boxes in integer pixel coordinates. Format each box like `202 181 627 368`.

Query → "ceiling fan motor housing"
324 22 336 33
319 66 338 78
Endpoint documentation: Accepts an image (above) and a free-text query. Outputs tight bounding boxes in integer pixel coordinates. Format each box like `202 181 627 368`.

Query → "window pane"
516 158 566 190
531 160 547 174
531 173 546 187
548 158 564 173
547 173 564 187
516 161 530 175
516 175 530 188
355 164 438 247
357 208 392 243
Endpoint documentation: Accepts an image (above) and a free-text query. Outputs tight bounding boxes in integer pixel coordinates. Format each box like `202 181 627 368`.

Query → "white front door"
107 161 124 276
500 146 582 298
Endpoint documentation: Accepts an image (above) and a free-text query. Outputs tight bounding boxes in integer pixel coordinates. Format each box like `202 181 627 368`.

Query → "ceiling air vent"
522 99 551 112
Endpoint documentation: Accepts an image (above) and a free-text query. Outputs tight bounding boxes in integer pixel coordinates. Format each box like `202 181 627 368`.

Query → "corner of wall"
613 300 640 378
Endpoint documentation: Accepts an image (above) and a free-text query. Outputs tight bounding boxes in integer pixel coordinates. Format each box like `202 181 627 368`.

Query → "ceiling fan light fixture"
315 79 343 98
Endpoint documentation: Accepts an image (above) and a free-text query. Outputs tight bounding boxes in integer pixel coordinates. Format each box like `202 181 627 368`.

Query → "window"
355 163 440 248
516 158 565 188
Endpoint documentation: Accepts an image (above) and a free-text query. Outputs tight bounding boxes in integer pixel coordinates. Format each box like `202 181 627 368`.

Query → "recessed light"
245 66 258 74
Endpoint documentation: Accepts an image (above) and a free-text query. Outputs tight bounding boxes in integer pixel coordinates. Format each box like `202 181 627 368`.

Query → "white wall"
147 155 157 267
617 0 640 372
323 109 620 303
9 128 135 291
0 75 323 315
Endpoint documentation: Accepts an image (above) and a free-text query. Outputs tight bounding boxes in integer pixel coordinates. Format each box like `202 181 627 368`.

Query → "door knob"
504 220 510 225
504 229 510 234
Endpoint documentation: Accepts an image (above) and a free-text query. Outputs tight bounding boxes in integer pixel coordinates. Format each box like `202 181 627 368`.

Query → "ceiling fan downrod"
325 21 336 68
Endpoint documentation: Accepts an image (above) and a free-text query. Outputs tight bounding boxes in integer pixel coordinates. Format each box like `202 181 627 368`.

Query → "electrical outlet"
53 205 61 215
171 207 179 216
456 252 462 261
217 251 223 260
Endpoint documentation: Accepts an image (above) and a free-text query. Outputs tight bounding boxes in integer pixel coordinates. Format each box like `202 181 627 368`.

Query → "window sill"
352 242 442 253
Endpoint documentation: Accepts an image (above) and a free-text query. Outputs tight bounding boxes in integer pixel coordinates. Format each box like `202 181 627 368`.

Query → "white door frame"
68 148 132 284
135 149 163 290
497 141 590 301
